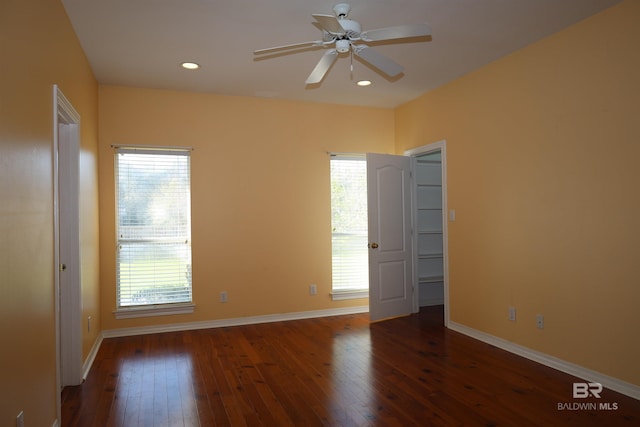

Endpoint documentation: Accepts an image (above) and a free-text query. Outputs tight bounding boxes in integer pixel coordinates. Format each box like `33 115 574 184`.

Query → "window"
330 155 368 299
115 147 193 314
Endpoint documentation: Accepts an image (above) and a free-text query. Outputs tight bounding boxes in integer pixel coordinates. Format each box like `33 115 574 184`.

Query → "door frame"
53 85 83 421
405 140 450 327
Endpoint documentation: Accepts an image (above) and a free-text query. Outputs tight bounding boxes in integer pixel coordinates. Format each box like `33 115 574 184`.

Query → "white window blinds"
115 148 192 307
330 156 369 292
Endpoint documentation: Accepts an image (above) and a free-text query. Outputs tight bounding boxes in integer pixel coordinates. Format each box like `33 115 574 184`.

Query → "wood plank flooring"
61 306 639 426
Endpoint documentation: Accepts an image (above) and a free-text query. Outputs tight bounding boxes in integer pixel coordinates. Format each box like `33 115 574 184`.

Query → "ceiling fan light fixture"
336 39 350 53
181 62 200 70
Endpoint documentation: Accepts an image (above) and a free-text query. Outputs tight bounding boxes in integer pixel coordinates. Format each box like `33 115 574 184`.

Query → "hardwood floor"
62 306 639 426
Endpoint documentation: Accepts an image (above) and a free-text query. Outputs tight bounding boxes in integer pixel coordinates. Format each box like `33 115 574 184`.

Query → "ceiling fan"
253 3 431 84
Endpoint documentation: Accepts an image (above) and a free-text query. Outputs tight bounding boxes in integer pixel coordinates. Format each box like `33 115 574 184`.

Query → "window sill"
114 303 195 319
331 290 369 301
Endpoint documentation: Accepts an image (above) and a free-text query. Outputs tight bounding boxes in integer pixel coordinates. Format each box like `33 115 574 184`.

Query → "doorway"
366 143 449 324
53 85 83 405
407 141 449 326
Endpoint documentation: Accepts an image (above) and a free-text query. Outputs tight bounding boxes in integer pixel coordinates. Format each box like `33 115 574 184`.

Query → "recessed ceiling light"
357 80 372 87
181 62 200 70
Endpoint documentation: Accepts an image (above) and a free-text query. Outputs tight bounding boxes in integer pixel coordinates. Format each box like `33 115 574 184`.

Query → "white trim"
103 306 369 338
55 87 80 123
114 303 196 319
82 334 103 380
405 140 449 327
404 140 446 157
111 143 194 152
448 321 640 400
53 86 61 426
52 420 59 427
328 152 366 160
331 290 369 300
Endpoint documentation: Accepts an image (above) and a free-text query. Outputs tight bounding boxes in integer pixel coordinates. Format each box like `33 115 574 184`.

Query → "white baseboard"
448 321 640 400
102 305 369 338
82 333 103 380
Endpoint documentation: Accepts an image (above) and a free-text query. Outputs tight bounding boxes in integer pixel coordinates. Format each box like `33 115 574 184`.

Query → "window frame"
330 154 369 301
113 145 195 319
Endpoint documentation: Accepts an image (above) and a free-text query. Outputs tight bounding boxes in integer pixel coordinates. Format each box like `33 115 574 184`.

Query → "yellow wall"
2 1 636 423
395 0 640 385
98 86 395 331
0 0 100 425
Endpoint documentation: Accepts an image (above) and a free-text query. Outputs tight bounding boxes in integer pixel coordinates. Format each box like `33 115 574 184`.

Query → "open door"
367 153 414 322
53 86 83 392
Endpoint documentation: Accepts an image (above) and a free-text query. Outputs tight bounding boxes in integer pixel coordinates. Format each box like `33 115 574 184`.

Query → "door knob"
370 243 379 249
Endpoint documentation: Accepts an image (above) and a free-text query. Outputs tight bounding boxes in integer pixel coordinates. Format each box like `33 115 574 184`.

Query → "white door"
367 153 414 322
58 122 82 386
53 86 83 391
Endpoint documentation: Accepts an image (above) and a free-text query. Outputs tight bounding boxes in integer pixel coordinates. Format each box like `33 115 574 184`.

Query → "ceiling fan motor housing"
333 3 351 18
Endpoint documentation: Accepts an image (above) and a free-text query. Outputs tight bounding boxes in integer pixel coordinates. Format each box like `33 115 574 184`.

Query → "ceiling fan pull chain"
350 49 354 79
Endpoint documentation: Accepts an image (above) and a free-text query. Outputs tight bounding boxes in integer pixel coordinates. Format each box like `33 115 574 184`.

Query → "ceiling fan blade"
353 46 404 77
361 23 431 42
306 49 338 84
254 40 322 55
312 14 345 34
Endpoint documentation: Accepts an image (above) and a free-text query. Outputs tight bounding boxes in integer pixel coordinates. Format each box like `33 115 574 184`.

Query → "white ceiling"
62 0 620 108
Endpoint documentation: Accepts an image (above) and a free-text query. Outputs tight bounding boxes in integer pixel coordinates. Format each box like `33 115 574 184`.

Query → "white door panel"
378 260 408 300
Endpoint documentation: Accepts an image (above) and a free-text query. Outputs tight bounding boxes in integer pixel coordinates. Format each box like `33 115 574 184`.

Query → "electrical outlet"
536 314 544 329
508 306 516 321
220 291 228 303
309 284 317 295
16 411 24 427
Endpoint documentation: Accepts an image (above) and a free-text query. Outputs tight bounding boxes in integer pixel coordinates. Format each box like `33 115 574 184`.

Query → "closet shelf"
419 275 444 284
418 253 443 259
